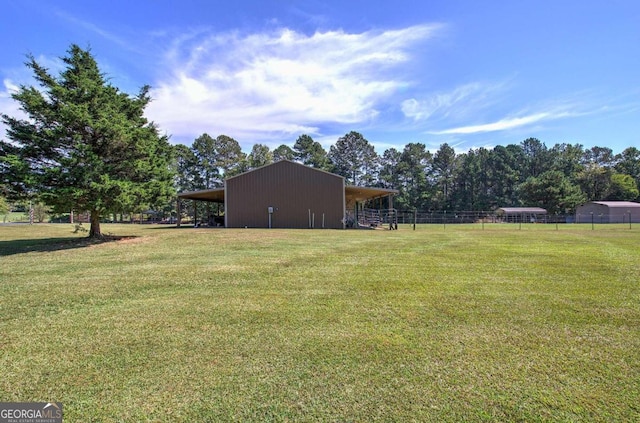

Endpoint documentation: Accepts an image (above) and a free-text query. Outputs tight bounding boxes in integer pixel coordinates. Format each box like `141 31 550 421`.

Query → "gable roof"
226 159 343 182
178 160 398 203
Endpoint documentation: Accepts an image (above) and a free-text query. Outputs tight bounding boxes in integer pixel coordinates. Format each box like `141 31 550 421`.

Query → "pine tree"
0 45 174 238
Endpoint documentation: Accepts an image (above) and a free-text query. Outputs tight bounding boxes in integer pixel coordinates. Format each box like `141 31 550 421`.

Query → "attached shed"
177 160 398 229
575 201 640 224
496 207 548 223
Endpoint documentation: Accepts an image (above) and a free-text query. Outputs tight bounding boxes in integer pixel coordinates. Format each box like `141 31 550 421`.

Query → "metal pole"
591 212 594 230
176 199 181 227
413 209 416 230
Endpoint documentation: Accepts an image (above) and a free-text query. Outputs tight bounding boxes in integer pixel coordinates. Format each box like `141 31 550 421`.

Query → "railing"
345 208 398 229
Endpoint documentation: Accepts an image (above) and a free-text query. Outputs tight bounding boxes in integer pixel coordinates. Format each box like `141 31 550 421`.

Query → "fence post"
413 209 416 230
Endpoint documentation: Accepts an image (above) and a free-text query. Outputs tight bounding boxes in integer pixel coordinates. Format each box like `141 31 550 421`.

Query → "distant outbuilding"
575 201 640 224
496 207 547 223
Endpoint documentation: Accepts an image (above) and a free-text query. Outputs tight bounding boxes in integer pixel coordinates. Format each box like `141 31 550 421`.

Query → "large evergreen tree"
0 45 174 238
293 134 331 170
192 133 220 189
431 143 457 210
328 131 379 186
247 143 273 169
213 135 246 178
396 142 432 210
273 144 295 162
518 170 586 214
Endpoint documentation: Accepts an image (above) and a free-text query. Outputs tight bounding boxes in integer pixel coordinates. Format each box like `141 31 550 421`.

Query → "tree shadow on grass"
0 235 138 257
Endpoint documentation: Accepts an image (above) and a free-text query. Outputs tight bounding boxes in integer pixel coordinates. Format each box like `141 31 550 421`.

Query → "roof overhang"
178 188 225 203
345 185 398 203
178 185 398 205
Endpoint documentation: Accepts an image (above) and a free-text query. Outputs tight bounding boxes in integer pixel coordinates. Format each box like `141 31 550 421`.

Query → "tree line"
176 131 640 215
2 45 639 237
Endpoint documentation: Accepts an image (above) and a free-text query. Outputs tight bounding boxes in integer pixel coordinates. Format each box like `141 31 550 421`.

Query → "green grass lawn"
1 223 639 422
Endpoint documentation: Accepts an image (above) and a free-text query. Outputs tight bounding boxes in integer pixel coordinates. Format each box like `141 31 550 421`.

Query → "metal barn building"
177 160 398 229
575 201 640 224
496 207 548 223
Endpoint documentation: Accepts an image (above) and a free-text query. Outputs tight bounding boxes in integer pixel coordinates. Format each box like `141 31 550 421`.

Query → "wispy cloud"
400 79 514 124
430 113 552 135
429 105 578 135
55 10 135 52
146 24 444 146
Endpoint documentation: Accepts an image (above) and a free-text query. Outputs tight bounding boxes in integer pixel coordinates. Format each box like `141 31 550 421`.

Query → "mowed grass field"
1 223 638 422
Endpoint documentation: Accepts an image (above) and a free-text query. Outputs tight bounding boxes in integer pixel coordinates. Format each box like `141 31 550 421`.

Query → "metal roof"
178 188 225 203
177 161 398 204
345 185 398 203
588 201 640 208
497 207 547 214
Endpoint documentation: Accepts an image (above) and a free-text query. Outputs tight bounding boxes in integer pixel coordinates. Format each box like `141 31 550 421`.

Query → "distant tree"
431 143 457 210
273 144 295 162
293 134 331 170
488 144 525 207
329 131 379 186
521 138 550 179
32 202 50 223
214 135 246 178
583 146 615 167
577 163 612 201
0 45 174 238
396 142 432 210
549 143 585 179
173 144 202 191
606 173 639 201
379 148 401 190
192 133 220 188
452 147 492 211
615 147 640 194
518 170 586 214
247 143 273 169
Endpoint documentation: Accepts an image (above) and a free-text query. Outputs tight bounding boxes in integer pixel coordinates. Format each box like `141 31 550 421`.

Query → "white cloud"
145 24 443 146
0 79 24 140
402 81 586 137
429 111 573 135
401 81 507 122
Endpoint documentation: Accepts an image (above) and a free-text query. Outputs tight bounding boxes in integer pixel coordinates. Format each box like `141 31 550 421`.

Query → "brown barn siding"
226 161 345 228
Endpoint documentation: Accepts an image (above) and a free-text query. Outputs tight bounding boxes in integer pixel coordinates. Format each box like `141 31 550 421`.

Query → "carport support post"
176 198 181 227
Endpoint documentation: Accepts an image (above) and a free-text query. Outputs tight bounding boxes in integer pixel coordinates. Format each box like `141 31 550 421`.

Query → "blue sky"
1 0 639 154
